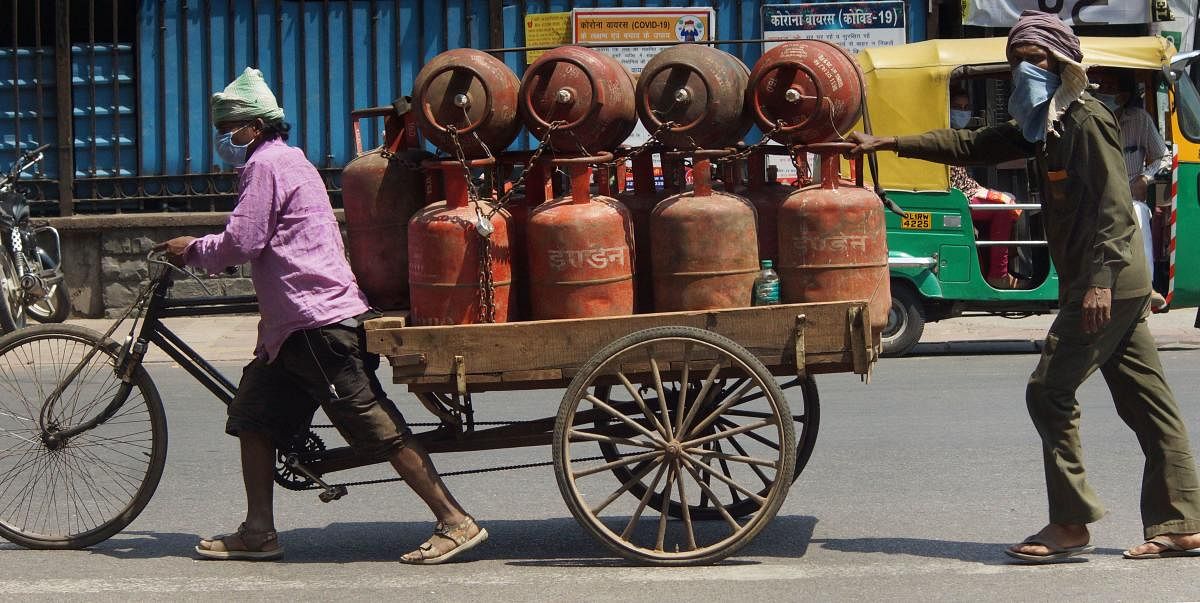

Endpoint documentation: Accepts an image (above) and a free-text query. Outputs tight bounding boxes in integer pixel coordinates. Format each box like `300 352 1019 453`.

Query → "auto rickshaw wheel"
881 282 925 357
553 326 796 565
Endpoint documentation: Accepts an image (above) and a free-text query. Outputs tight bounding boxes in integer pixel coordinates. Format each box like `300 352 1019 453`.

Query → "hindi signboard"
524 12 571 64
763 2 906 53
964 1 1149 27
571 7 716 74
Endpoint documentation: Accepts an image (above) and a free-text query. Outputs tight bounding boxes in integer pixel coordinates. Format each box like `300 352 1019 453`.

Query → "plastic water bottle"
753 260 780 306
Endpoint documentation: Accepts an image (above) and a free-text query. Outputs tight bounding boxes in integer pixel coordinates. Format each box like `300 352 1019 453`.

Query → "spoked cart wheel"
598 374 818 521
0 324 167 549
553 326 796 565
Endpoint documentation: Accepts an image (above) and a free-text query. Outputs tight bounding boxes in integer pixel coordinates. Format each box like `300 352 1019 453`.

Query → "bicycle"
0 251 428 549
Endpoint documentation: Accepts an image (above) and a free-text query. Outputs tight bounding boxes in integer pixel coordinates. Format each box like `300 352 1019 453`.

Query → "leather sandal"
195 523 283 561
400 516 488 565
1123 535 1200 559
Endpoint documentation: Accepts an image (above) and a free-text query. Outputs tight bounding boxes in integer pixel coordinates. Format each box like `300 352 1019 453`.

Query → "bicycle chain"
299 454 628 491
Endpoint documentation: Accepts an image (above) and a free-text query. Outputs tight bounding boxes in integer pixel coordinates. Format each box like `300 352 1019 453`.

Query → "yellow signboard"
524 12 571 64
572 8 715 73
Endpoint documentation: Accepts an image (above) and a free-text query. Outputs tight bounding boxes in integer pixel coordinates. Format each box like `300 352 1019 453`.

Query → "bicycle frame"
40 269 256 445
135 273 258 404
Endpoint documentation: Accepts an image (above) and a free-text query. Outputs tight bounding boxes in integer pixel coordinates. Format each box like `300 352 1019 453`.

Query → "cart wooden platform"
364 300 876 565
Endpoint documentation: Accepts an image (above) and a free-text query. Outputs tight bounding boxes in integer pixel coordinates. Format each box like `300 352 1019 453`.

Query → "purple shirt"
185 137 369 361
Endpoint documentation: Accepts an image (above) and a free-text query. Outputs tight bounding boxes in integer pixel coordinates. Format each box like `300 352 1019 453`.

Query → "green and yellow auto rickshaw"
858 35 1200 355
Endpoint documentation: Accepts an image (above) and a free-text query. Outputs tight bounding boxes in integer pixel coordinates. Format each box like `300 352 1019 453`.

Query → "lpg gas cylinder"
652 151 759 311
746 40 864 145
745 149 794 263
408 159 513 325
413 49 522 158
519 46 637 154
342 105 429 310
616 151 661 313
777 146 889 334
527 154 635 319
342 146 429 310
636 44 751 149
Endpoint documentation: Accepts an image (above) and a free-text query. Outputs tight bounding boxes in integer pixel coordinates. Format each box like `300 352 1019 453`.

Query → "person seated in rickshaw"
949 90 1029 290
1091 68 1169 310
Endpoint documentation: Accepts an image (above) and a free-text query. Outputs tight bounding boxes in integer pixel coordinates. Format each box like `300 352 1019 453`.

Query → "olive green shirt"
895 94 1150 304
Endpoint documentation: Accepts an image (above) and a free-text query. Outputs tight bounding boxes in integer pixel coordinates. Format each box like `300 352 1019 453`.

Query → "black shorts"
226 323 409 457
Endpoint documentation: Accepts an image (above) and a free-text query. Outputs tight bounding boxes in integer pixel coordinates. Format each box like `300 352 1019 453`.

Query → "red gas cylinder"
527 153 635 319
408 159 513 325
413 49 522 158
652 151 759 311
616 151 661 313
747 40 864 145
745 149 794 263
342 108 428 310
635 44 751 149
519 46 637 153
777 145 889 334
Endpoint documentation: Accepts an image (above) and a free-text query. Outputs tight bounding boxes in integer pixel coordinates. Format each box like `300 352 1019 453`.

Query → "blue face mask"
215 125 253 166
950 109 973 129
1008 61 1061 143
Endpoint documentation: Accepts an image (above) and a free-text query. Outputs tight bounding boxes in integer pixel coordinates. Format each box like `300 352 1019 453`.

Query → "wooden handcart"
365 300 876 565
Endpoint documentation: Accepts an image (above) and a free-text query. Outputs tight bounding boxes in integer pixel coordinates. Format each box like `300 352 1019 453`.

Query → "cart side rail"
365 300 875 391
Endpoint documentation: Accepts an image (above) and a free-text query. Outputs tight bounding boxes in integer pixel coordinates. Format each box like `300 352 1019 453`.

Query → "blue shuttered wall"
74 44 136 178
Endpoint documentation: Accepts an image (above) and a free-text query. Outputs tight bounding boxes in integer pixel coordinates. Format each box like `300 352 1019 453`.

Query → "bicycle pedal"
318 485 347 503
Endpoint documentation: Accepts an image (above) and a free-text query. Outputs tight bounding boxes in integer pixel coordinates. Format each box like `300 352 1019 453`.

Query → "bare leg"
388 440 468 525
240 431 277 532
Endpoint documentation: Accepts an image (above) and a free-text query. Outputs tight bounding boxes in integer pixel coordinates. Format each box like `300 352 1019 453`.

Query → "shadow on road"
907 340 1044 357
813 536 1122 564
63 515 818 565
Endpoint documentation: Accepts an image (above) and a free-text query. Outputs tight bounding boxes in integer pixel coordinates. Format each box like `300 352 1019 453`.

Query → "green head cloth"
211 67 285 125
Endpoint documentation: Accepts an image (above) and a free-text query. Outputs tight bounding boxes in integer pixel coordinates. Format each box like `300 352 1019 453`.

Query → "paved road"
3 346 1200 600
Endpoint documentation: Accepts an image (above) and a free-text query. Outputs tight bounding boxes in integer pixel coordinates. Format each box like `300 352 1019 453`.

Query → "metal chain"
715 121 785 166
445 125 486 209
488 120 565 214
619 120 677 163
476 233 496 323
790 148 813 187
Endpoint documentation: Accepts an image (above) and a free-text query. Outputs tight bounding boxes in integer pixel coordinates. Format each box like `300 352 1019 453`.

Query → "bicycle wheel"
0 324 167 549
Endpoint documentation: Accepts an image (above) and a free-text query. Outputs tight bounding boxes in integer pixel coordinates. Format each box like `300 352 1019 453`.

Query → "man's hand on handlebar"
152 236 196 267
845 131 899 156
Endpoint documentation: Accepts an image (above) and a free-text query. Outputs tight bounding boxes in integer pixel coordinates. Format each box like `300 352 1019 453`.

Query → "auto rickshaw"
857 36 1200 356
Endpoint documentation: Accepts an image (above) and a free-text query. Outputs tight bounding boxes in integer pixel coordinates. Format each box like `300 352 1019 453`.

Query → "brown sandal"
400 516 488 565
195 523 284 561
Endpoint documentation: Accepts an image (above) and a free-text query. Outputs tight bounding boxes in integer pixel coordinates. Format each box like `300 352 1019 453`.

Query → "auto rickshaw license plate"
901 212 932 230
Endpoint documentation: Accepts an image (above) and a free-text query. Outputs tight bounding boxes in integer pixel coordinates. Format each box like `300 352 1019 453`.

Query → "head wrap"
211 67 285 124
1006 11 1087 139
1006 10 1083 63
